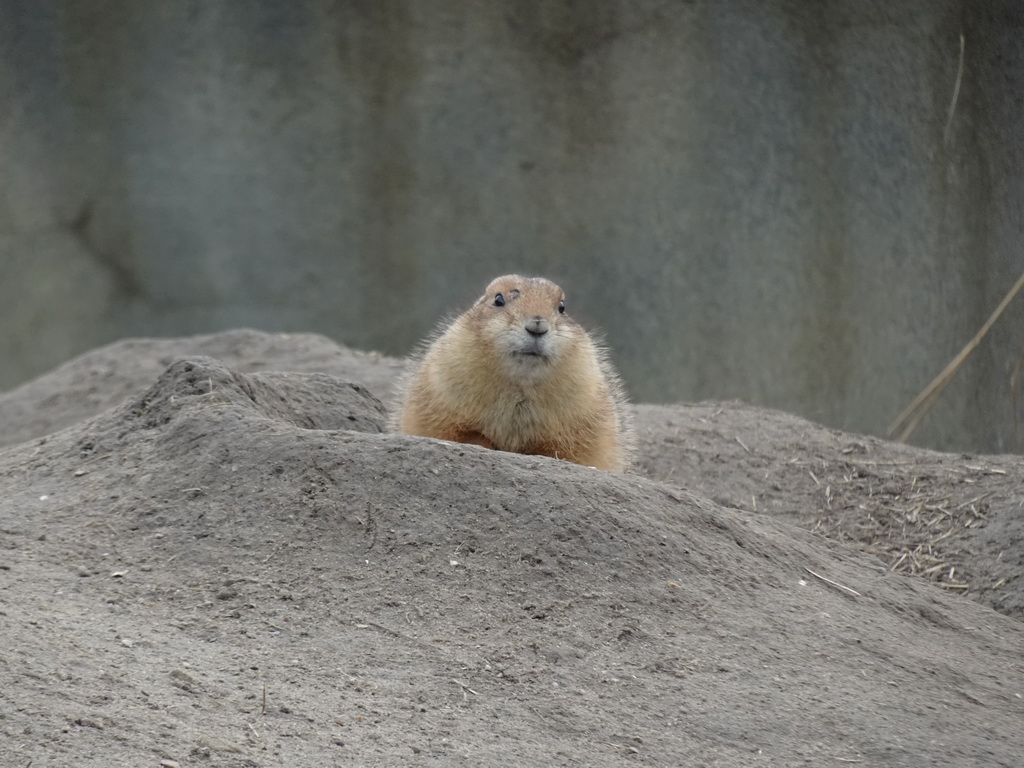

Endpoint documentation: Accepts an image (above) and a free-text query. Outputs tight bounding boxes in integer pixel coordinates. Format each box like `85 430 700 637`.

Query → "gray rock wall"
2 0 1022 453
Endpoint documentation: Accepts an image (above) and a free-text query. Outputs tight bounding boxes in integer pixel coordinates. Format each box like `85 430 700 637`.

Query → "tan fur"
392 275 634 471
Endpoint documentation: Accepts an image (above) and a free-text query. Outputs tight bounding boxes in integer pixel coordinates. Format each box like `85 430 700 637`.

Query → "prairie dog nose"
525 317 549 337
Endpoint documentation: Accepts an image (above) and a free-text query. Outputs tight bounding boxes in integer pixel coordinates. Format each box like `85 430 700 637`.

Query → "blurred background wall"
1 0 1023 453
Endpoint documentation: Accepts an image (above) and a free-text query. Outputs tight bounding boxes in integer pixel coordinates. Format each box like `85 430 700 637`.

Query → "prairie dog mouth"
513 335 551 359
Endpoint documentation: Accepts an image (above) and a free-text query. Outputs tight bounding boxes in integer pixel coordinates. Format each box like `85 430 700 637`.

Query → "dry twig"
889 271 1024 442
943 32 965 146
804 567 861 598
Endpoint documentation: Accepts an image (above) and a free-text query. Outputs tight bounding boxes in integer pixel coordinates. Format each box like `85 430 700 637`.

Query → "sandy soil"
1 330 1021 767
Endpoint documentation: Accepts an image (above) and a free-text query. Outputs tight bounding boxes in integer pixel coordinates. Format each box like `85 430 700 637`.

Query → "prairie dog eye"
494 293 505 307
558 300 565 314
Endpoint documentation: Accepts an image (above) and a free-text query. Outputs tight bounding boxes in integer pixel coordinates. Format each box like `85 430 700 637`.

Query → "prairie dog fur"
392 275 634 471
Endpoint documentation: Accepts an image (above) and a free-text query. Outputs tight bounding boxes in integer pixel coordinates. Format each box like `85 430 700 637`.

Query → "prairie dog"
393 275 633 471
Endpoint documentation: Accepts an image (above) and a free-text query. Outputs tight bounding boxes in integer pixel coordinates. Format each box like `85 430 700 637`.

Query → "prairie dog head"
466 274 581 376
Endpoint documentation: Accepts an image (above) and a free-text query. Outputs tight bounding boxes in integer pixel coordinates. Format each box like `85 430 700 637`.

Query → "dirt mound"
635 403 1024 618
2 330 1021 617
2 350 1023 766
0 329 404 449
